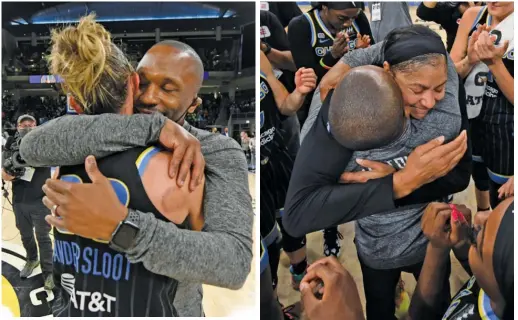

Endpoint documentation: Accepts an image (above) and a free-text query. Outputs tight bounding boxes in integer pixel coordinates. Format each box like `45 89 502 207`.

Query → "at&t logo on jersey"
60 273 117 314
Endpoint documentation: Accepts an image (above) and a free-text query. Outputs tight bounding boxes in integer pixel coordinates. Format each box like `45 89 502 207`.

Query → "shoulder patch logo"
260 26 271 38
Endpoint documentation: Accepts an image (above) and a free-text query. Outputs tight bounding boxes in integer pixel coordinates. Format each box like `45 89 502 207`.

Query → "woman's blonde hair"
48 13 134 114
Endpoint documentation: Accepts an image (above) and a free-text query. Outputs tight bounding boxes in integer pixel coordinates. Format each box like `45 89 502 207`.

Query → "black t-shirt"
416 3 463 52
12 166 50 204
263 1 303 28
53 147 186 317
261 10 290 51
260 9 295 92
443 276 499 319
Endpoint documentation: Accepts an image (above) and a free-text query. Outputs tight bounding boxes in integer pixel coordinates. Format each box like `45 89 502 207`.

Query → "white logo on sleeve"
260 26 271 38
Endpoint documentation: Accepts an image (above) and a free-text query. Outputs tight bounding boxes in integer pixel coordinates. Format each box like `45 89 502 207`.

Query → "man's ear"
69 96 84 114
130 72 140 95
188 97 202 114
382 61 391 73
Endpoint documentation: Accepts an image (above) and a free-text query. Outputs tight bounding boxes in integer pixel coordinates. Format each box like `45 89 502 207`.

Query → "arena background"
273 2 478 315
1 1 256 317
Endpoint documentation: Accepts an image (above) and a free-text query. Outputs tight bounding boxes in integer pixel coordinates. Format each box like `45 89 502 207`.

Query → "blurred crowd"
4 41 236 76
2 94 66 132
185 94 222 129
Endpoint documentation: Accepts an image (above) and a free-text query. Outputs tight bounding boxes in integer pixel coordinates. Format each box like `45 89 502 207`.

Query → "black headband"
493 201 514 303
384 34 447 66
320 2 358 10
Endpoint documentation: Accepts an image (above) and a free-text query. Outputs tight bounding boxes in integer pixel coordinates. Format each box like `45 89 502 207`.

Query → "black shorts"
469 117 485 161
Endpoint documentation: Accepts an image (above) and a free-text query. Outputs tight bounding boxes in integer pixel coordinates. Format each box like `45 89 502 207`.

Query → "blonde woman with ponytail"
40 14 207 317
45 13 204 186
48 13 136 115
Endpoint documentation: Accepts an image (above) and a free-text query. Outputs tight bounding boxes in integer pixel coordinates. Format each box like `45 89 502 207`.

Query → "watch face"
113 223 139 249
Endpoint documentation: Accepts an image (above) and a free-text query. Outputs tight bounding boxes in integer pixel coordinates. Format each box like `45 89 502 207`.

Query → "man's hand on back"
394 130 468 199
43 156 128 242
158 119 205 191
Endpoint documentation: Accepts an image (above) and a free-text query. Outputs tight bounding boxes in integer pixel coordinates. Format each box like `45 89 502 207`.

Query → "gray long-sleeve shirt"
345 121 429 269
19 113 253 317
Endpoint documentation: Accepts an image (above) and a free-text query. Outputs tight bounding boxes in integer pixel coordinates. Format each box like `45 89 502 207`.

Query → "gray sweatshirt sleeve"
19 113 166 167
300 87 322 143
123 139 253 289
340 41 385 67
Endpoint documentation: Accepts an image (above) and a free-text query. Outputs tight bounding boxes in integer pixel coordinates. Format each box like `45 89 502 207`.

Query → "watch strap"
109 209 140 252
126 208 141 226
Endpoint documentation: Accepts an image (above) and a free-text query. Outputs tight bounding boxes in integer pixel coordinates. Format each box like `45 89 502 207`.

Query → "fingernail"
179 180 184 186
300 283 308 291
452 210 459 222
356 159 364 164
437 136 445 142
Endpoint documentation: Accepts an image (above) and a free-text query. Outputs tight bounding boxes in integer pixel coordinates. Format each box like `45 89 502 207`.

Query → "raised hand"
295 67 318 94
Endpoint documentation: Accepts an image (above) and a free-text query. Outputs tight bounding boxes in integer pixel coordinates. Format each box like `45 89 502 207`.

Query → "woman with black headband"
287 1 373 261
408 198 514 320
284 25 470 319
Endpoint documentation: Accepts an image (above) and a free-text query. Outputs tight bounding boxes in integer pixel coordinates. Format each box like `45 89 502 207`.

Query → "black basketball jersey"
481 46 514 127
53 146 184 317
442 276 498 320
468 7 514 125
260 71 289 166
303 8 367 64
259 72 295 223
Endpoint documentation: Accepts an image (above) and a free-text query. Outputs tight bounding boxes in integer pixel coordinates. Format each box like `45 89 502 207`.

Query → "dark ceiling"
2 2 255 36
